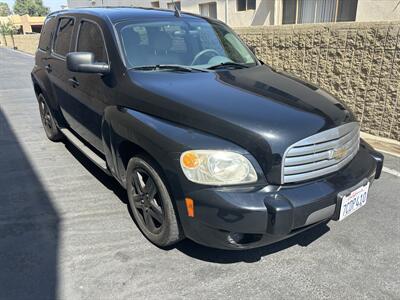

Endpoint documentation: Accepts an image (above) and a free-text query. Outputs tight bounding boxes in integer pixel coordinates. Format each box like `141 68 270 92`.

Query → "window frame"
51 16 76 60
74 18 110 65
236 0 256 12
38 16 55 52
282 0 358 24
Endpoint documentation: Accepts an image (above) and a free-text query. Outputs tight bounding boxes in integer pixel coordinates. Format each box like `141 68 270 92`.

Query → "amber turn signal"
181 151 200 169
185 197 195 218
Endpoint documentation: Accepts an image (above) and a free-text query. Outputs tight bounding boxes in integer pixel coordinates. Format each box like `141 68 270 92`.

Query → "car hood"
124 65 354 183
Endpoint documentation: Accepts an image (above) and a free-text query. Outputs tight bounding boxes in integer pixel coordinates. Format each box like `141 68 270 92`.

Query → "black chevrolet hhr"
31 7 384 250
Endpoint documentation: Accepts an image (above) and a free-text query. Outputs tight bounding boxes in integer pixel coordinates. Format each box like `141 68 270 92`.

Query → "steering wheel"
191 49 220 65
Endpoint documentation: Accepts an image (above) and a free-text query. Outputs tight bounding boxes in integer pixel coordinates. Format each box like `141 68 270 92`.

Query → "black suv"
31 7 383 250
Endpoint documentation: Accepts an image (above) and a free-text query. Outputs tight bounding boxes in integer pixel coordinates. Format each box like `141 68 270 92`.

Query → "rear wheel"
126 156 183 247
38 94 63 142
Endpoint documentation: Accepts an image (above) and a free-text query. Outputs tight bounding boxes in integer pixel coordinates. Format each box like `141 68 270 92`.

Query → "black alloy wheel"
130 168 164 234
127 156 182 247
38 94 63 141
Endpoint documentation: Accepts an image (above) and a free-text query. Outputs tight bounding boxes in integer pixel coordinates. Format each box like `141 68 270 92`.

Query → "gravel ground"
0 47 399 300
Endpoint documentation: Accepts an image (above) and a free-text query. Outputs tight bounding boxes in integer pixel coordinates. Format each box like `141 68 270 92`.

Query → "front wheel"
37 94 63 142
126 156 183 247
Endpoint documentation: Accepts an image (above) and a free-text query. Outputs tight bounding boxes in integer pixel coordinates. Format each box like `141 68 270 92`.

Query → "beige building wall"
226 0 275 27
67 0 400 27
1 33 40 53
0 15 45 33
169 0 275 27
159 0 228 23
356 0 400 22
67 0 275 27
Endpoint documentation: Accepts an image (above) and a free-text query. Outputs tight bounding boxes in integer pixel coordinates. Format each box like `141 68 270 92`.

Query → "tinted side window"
53 17 74 57
38 17 56 51
77 21 107 63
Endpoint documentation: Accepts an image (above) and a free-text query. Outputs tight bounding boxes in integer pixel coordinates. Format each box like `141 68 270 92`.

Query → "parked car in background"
31 7 383 250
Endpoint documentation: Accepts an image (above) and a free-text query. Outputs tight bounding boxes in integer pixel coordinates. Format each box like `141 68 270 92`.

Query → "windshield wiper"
129 64 208 72
207 62 249 70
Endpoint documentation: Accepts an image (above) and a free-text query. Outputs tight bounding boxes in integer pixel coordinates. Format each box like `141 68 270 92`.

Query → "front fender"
102 106 266 238
102 106 265 195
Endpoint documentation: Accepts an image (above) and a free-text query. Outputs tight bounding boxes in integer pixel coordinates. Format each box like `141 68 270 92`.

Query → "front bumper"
179 145 384 250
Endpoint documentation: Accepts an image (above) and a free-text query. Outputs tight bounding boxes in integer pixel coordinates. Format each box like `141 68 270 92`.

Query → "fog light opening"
227 232 263 245
227 232 244 244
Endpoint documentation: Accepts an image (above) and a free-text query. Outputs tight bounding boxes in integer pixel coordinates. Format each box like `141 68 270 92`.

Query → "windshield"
116 18 257 69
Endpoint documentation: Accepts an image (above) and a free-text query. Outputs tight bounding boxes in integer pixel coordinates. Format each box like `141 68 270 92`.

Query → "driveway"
0 47 399 300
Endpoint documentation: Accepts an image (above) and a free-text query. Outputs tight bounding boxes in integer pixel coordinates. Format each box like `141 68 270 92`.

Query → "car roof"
50 7 213 24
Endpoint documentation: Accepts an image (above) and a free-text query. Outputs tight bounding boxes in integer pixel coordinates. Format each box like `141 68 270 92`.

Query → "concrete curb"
361 132 400 158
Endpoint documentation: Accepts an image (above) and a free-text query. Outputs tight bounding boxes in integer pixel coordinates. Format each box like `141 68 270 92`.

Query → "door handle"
68 77 80 87
45 64 52 72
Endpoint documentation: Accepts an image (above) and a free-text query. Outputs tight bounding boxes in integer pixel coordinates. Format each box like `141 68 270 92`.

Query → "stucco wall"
237 21 400 141
0 34 40 54
356 0 400 22
225 0 275 27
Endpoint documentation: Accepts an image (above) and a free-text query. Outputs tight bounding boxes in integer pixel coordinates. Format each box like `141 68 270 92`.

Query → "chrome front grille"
282 122 360 184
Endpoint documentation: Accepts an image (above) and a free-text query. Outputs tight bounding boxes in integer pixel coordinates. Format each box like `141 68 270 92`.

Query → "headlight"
180 150 257 185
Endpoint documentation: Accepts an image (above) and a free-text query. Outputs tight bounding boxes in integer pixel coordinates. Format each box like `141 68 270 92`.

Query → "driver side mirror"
66 52 110 74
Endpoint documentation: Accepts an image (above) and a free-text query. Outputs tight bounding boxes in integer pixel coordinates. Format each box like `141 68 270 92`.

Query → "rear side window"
53 17 75 57
38 17 55 51
77 21 108 63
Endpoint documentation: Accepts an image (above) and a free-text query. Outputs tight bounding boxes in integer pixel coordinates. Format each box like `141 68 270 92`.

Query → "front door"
65 19 110 152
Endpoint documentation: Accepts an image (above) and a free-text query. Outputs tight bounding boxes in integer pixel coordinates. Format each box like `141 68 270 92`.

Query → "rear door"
48 16 77 130
65 18 110 152
34 16 58 112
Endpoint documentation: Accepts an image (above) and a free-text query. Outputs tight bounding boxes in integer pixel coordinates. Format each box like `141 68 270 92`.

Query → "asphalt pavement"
0 47 399 300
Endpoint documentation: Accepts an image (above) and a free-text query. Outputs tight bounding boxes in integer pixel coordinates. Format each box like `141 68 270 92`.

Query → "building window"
237 0 256 12
199 2 217 19
282 0 358 24
151 1 160 8
167 1 181 10
336 0 358 22
282 0 297 24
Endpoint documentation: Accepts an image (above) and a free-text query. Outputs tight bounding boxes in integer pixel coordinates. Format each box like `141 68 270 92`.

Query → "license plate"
339 182 370 221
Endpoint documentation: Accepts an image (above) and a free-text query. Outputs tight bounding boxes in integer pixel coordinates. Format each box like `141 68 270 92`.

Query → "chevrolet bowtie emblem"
330 147 347 160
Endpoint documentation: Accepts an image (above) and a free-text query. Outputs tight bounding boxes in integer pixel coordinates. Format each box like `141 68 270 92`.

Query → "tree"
0 2 11 16
0 20 18 48
13 0 49 16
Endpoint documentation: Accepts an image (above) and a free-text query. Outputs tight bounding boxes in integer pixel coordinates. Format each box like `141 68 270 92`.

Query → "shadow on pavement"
64 142 128 204
175 222 330 263
0 109 59 299
62 137 330 264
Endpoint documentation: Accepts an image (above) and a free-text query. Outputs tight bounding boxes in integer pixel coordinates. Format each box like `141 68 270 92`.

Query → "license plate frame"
337 179 370 221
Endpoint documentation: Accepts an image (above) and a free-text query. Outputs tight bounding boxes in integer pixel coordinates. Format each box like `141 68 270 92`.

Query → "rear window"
53 17 75 57
38 17 55 51
77 21 108 63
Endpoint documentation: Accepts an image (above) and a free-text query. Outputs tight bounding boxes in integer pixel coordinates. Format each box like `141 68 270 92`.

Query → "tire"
126 155 183 247
37 93 63 142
